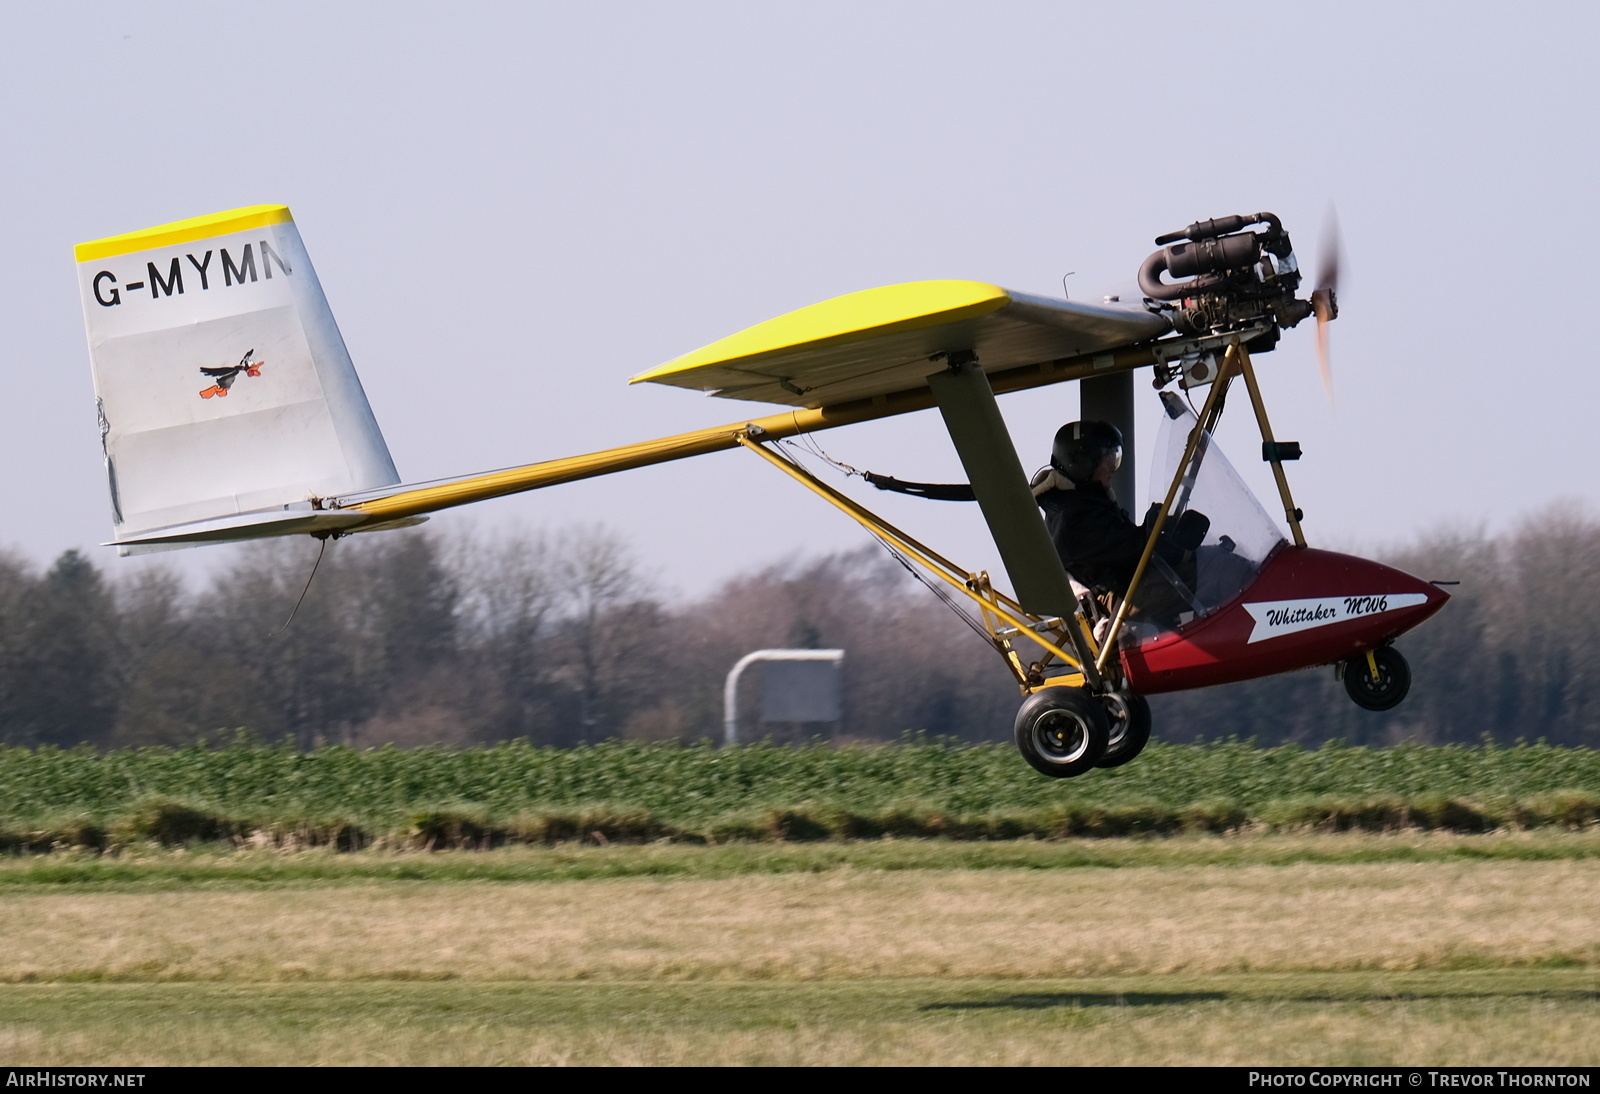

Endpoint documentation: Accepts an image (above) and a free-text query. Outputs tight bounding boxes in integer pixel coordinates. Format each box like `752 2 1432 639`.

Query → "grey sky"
0 3 1592 596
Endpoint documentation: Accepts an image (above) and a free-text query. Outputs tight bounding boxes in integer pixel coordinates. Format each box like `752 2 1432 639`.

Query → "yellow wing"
631 280 1169 407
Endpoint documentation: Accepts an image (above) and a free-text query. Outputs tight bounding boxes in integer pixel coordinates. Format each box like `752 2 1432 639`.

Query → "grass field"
1 835 1597 1066
3 742 1596 1065
4 973 1596 1066
2 828 1599 887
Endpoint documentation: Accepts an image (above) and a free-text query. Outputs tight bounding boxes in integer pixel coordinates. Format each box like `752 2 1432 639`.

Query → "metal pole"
723 649 844 745
1080 370 1136 512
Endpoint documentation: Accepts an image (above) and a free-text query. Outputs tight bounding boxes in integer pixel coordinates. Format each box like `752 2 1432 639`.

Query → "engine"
1137 212 1326 352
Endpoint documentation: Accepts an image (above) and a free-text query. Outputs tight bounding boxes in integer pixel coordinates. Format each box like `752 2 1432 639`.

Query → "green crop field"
0 740 1596 851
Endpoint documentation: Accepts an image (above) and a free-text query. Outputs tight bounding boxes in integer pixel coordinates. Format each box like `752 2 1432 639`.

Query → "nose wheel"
1013 688 1110 778
1341 645 1411 711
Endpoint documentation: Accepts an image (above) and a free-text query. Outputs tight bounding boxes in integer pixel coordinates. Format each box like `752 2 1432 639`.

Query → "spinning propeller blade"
1310 209 1341 404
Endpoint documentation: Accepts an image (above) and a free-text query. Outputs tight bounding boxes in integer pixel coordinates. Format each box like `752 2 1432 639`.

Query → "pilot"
1033 420 1201 616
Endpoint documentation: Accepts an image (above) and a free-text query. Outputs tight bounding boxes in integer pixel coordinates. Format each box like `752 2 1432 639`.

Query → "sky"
0 3 1595 598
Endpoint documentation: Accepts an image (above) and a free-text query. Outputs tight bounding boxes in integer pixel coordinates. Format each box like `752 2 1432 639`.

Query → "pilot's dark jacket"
1034 471 1176 595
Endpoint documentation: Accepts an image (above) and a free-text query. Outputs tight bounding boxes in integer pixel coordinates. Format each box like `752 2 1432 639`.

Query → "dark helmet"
1051 420 1123 482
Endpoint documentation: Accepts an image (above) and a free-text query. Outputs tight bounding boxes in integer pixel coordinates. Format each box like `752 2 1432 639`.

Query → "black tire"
1014 688 1110 778
1343 646 1411 711
1095 691 1152 768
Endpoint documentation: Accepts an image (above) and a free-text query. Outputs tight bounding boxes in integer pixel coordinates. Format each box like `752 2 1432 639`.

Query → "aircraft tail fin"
75 204 400 553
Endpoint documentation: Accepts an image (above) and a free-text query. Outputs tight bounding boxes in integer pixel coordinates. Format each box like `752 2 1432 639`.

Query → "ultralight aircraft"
73 206 1448 776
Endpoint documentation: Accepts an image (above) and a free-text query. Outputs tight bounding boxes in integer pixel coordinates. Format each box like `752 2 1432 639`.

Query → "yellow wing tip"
632 279 1010 385
75 204 294 263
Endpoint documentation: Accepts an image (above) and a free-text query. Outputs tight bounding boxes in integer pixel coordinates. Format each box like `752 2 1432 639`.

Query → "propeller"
1310 209 1341 403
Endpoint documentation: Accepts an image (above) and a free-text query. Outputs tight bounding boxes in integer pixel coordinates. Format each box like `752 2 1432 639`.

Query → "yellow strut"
335 344 1160 525
1094 343 1238 674
1234 344 1308 548
734 434 1092 674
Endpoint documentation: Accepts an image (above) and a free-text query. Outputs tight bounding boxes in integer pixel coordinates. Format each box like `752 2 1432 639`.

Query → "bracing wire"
268 535 331 638
870 533 996 645
766 441 994 645
782 434 862 479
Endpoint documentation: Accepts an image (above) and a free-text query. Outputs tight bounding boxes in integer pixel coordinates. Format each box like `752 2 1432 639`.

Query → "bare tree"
16 502 1600 751
451 525 564 740
546 525 666 743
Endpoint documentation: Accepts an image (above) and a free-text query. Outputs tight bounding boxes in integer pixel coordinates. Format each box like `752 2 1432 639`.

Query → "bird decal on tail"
199 349 264 398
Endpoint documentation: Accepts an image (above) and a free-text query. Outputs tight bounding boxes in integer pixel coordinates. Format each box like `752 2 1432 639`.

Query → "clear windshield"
1149 395 1286 565
1121 392 1287 640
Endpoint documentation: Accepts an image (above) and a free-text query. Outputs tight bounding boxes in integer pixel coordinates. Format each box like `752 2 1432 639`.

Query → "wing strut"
926 352 1079 619
735 432 1103 691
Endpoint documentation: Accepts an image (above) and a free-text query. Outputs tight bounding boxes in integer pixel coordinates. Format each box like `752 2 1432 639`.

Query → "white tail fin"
75 204 400 552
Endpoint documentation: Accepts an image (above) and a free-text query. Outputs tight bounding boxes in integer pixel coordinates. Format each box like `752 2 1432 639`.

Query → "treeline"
0 508 1596 749
0 526 1012 749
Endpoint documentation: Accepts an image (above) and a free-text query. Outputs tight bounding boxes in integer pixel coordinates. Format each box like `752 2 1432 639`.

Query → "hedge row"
2 791 1596 853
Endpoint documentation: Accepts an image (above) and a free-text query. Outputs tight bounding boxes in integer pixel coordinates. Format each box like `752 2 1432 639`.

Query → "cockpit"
1107 391 1287 644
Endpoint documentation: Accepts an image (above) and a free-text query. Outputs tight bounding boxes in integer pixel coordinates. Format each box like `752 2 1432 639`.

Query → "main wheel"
1014 688 1110 778
1342 646 1411 711
1095 690 1152 768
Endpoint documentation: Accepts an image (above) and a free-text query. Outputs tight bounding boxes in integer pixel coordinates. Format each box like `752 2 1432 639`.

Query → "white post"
723 648 844 745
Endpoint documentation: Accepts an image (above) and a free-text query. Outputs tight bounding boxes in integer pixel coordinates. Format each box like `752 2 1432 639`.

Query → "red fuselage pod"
1121 546 1449 694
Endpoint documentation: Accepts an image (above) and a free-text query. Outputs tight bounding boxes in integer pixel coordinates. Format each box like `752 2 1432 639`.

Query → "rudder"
75 204 400 551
